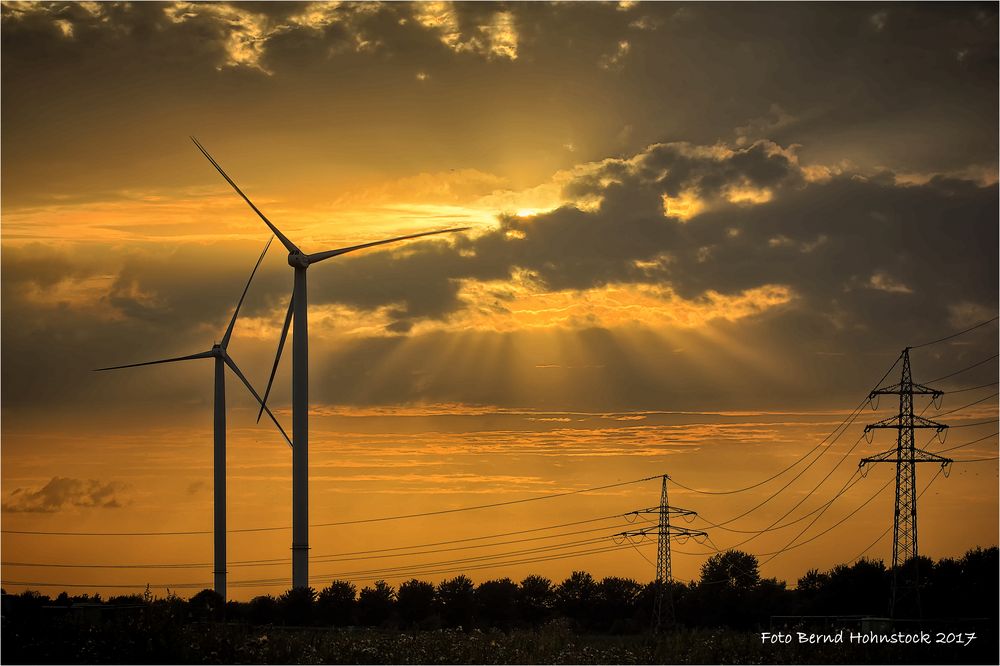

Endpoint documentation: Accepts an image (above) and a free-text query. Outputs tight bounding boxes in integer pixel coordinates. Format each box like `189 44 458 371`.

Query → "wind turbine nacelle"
288 251 310 268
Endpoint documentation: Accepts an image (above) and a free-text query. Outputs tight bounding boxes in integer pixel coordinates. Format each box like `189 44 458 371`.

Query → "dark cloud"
303 141 996 339
2 476 126 513
3 2 995 207
2 139 995 415
1 2 996 415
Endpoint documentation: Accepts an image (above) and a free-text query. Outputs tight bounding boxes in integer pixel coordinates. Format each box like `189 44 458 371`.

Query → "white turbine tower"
191 136 468 590
95 238 291 602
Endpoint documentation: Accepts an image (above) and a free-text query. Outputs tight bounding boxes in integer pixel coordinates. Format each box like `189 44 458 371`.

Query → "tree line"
4 546 996 633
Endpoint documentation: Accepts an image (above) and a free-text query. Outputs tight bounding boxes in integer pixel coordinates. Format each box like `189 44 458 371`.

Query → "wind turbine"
190 136 468 590
95 238 291 602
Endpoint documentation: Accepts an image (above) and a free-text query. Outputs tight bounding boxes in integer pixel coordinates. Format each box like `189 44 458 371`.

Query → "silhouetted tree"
695 551 767 628
248 594 280 625
279 586 316 626
397 579 436 628
316 580 356 626
555 571 597 629
836 559 889 615
516 575 554 627
700 550 761 589
475 578 518 629
188 588 224 621
437 575 475 629
357 580 395 627
594 577 642 633
958 546 998 619
635 579 691 629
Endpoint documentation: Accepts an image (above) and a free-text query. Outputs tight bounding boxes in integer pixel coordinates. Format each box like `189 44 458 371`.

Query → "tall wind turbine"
191 136 468 590
95 238 291 601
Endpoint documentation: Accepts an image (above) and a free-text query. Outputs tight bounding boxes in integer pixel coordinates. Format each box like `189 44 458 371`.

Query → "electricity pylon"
616 475 707 631
860 347 951 618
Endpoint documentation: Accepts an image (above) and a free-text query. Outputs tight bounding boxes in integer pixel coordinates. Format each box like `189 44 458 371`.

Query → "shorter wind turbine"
95 238 291 602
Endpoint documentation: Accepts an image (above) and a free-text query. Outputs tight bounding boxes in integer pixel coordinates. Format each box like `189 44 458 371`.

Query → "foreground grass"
5 620 997 665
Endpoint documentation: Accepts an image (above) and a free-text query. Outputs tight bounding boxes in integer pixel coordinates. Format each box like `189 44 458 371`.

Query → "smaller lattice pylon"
616 475 706 632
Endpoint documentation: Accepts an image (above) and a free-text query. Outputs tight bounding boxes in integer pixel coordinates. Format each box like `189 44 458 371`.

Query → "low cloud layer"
2 476 126 513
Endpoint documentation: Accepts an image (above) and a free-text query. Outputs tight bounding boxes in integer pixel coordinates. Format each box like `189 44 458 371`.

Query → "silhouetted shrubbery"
2 547 997 664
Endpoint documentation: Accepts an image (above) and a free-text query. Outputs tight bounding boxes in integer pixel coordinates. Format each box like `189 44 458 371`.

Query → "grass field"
5 619 997 665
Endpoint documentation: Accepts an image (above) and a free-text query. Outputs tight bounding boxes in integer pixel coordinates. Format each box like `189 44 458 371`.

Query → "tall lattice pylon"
860 347 952 618
617 475 707 631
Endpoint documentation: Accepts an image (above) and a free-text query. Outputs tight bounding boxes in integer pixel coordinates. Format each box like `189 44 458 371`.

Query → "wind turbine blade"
306 227 470 265
223 354 292 448
221 236 273 349
93 350 214 372
189 136 299 254
257 291 294 424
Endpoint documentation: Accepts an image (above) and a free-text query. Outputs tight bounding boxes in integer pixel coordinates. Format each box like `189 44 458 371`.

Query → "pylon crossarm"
914 415 948 430
629 505 696 516
912 448 953 464
615 526 706 538
909 382 943 397
864 415 948 431
870 383 903 397
860 447 898 466
864 415 898 431
861 447 953 466
871 383 942 397
862 458 949 465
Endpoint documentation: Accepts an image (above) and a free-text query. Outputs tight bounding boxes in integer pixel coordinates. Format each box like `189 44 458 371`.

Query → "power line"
3 522 635 571
932 432 999 455
1 540 647 592
297 534 624 580
1 476 657 537
911 316 998 349
668 406 860 498
925 354 998 384
937 381 999 395
757 475 893 565
241 541 652 588
685 424 864 533
310 476 658 529
682 466 945 575
674 352 977 546
929 392 998 418
670 354 901 497
949 456 999 463
676 465 873 559
918 382 999 417
706 428 868 547
692 472 867 535
947 419 998 428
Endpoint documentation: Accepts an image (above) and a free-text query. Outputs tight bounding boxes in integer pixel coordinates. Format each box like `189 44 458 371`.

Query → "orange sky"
2 1 998 600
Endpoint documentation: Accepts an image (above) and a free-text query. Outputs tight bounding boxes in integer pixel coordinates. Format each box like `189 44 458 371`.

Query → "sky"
2 1 998 601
